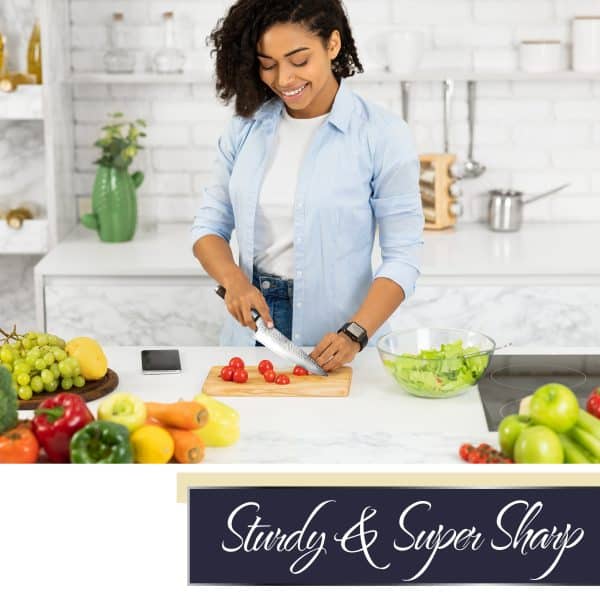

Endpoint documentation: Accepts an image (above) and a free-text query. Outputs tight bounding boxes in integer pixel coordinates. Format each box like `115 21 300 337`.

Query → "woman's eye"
292 60 308 67
260 64 276 71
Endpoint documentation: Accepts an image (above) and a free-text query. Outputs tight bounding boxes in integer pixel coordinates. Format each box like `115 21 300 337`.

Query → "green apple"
498 414 530 458
513 425 564 464
529 383 579 433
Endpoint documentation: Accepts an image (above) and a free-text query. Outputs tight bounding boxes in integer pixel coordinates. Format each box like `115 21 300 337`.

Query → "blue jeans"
252 268 294 344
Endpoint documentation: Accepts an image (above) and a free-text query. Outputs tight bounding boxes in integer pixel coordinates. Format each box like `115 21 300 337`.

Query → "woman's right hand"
222 273 273 331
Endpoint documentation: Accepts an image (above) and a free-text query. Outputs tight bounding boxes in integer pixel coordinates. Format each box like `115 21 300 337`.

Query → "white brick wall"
65 0 600 227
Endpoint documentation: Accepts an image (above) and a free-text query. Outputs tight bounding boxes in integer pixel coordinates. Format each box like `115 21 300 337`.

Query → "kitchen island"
20 345 598 464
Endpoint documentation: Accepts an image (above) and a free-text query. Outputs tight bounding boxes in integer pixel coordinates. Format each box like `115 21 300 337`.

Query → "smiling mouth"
279 83 308 98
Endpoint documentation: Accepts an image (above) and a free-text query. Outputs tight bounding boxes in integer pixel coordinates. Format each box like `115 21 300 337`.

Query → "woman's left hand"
309 332 360 373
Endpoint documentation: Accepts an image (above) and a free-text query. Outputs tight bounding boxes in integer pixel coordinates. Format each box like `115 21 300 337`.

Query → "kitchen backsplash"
68 0 600 225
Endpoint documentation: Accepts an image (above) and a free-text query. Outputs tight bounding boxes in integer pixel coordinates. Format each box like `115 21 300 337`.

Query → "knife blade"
215 285 328 376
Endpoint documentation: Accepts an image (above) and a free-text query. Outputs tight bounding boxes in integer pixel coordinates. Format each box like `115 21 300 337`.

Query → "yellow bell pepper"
98 392 147 433
192 393 240 447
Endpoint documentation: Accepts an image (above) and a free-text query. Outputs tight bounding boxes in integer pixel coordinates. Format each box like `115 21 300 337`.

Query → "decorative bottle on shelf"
104 12 135 74
27 19 42 84
153 12 185 73
2 202 39 230
0 32 6 77
0 72 37 93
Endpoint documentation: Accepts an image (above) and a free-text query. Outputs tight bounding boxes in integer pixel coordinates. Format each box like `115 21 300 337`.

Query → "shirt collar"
253 78 353 133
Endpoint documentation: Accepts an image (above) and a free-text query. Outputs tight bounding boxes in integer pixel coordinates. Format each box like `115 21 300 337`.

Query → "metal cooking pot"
487 183 570 232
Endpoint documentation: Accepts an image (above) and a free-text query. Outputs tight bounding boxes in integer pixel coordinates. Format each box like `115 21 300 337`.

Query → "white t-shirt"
254 109 329 279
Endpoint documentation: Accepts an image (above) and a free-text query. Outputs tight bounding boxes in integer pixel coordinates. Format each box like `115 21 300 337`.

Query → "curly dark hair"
208 0 363 118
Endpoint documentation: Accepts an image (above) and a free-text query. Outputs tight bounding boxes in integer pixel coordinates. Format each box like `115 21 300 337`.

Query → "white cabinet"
390 285 600 347
45 277 226 346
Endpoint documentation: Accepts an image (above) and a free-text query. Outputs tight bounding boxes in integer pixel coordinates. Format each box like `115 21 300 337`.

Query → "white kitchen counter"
19 346 598 464
34 221 600 284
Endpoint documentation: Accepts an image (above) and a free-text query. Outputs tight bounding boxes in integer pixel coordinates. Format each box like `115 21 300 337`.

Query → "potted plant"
82 112 146 242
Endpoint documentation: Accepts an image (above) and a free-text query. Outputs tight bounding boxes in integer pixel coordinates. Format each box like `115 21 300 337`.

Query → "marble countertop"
19 346 598 464
34 222 600 284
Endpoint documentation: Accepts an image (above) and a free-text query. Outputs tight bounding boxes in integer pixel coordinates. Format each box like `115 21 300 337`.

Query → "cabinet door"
389 286 600 347
45 282 226 345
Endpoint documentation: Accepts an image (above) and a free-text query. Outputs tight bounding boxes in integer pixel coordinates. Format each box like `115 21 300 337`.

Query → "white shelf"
0 219 49 254
67 69 600 85
0 85 43 119
68 71 213 84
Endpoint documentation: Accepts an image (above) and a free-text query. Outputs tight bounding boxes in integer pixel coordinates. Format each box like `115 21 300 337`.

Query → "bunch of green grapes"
0 332 86 401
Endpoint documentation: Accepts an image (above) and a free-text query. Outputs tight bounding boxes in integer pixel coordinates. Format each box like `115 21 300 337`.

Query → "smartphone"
141 349 182 374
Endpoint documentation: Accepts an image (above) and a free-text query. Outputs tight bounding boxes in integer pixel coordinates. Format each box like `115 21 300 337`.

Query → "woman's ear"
328 30 341 61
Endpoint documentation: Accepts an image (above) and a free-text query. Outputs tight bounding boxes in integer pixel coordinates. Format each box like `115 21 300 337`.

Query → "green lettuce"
383 340 490 398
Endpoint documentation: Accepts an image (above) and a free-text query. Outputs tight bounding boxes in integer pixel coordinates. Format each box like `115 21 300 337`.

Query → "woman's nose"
276 64 295 88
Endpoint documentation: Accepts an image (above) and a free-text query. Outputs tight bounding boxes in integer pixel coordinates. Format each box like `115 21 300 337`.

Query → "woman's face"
257 22 341 118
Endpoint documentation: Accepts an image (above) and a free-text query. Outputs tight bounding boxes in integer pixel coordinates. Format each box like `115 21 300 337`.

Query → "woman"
192 0 423 372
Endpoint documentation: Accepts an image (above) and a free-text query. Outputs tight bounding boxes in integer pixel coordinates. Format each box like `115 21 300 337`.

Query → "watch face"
347 322 364 337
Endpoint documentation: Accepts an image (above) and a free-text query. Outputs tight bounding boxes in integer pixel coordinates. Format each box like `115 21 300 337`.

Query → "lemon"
65 336 108 380
131 425 174 464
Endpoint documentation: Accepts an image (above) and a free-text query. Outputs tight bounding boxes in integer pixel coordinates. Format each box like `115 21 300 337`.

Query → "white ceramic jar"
572 16 600 72
519 40 562 72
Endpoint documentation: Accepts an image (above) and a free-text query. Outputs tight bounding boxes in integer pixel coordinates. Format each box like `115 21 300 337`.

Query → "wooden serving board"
202 366 352 397
18 368 119 410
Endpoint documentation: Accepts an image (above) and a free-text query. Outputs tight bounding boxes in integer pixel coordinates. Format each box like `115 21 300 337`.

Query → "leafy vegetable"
383 340 490 398
0 364 18 433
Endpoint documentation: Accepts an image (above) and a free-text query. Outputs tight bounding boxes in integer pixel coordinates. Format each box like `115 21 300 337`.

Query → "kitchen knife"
215 285 328 376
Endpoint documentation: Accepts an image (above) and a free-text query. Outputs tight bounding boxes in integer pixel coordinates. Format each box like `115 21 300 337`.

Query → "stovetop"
478 354 600 431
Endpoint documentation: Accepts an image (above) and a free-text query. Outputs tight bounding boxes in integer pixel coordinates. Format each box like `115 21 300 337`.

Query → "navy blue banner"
188 486 599 585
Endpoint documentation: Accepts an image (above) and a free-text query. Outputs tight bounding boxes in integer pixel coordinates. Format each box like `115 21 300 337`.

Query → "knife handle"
215 285 260 322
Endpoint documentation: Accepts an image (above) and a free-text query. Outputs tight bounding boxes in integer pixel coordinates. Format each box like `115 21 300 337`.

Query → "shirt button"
296 302 302 308
294 334 300 340
296 270 302 277
297 237 303 244
261 280 271 289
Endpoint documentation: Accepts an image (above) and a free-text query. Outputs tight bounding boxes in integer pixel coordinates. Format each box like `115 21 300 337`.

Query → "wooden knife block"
419 153 459 230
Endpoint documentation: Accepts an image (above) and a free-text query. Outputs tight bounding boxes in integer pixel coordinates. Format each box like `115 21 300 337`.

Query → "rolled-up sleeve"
370 119 424 298
190 116 246 248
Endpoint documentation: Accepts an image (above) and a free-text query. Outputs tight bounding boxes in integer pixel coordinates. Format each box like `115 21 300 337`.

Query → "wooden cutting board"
202 366 352 397
17 368 119 410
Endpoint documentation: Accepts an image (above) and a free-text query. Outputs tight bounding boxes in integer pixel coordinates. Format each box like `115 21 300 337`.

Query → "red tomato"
263 369 276 383
232 368 248 384
229 357 245 370
586 387 600 419
258 360 274 375
220 366 234 381
458 443 473 462
293 365 309 376
275 374 290 385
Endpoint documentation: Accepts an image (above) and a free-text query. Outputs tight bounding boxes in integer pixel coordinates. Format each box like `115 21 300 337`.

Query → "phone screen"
141 349 182 374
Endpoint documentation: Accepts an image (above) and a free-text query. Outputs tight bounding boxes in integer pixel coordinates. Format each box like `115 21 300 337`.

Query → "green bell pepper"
69 420 133 464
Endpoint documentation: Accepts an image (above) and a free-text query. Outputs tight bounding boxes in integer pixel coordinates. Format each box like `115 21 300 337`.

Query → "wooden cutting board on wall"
202 366 352 397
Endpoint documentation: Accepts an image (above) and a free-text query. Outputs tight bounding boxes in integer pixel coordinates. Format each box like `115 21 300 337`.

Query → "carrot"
166 427 205 464
145 401 208 430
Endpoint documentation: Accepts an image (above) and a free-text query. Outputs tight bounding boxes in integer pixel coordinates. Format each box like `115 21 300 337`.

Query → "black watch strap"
337 321 368 351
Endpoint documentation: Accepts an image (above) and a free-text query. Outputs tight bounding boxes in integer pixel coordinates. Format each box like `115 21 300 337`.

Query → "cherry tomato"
232 368 248 384
275 374 290 385
586 387 600 419
263 369 276 383
258 360 274 375
293 365 309 376
220 366 234 381
458 443 473 462
229 357 245 370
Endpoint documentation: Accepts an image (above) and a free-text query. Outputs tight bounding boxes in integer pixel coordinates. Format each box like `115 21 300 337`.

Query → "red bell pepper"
32 393 94 462
587 387 600 420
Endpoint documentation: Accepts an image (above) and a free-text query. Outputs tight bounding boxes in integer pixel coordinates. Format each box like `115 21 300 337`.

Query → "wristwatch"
337 321 368 352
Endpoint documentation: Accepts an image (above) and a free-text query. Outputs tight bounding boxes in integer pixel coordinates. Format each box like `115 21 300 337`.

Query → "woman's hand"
223 273 273 331
309 332 360 373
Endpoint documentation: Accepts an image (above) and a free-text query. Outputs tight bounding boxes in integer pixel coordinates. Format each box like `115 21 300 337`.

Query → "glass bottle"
27 19 42 84
104 13 135 73
153 12 185 73
0 33 6 77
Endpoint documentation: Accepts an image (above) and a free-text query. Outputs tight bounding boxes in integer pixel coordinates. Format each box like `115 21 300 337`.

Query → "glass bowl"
377 328 496 398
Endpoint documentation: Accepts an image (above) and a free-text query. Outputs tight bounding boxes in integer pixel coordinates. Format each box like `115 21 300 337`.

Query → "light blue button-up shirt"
191 79 424 347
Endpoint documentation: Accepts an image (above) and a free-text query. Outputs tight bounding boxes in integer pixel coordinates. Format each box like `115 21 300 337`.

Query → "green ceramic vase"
82 166 144 242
